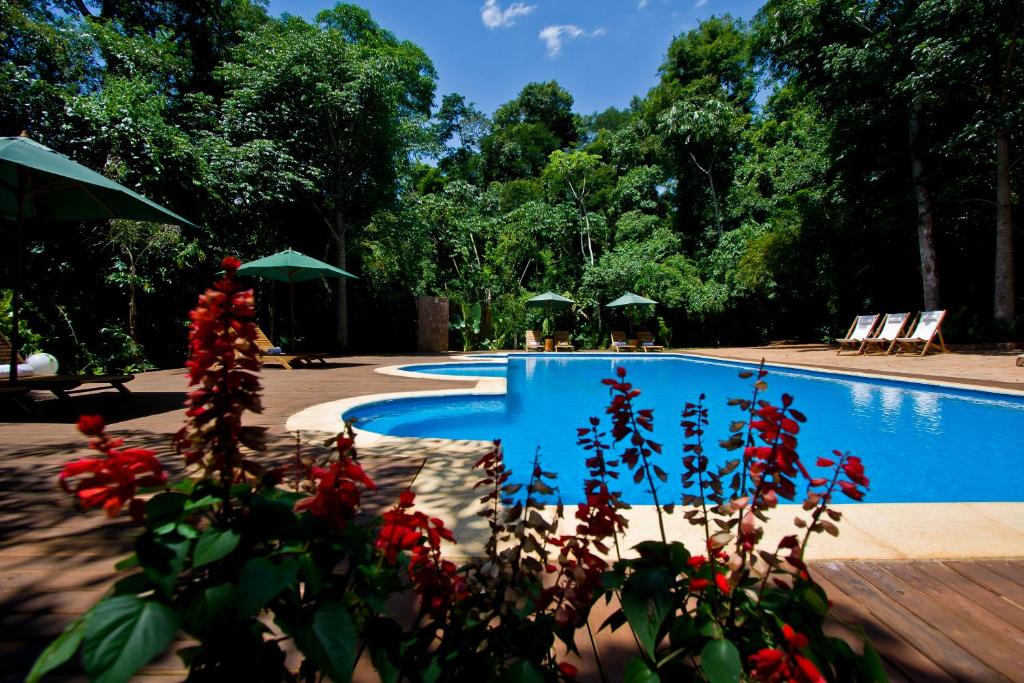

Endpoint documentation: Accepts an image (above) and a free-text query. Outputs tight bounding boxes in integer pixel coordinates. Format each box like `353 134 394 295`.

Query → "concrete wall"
416 296 449 352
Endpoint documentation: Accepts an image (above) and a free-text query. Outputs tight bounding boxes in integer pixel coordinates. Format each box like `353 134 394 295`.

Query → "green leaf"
802 584 829 617
144 492 187 530
237 557 298 615
136 533 189 597
82 596 180 683
183 494 220 512
303 600 356 683
500 660 545 683
700 639 742 683
422 656 442 683
853 626 889 682
621 567 673 657
192 528 240 568
26 616 86 683
624 657 660 683
114 555 139 571
184 583 237 640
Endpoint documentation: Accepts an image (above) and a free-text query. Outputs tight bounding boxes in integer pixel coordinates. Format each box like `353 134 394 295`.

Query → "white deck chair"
892 310 948 356
859 312 911 355
836 314 880 355
525 330 544 352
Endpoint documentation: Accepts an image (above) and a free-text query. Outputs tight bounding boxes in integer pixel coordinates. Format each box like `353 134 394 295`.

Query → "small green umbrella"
526 291 575 334
0 135 198 382
236 248 356 347
606 291 658 334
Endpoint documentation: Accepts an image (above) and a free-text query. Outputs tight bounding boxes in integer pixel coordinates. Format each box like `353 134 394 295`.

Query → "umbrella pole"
8 177 25 384
290 280 296 351
269 281 275 343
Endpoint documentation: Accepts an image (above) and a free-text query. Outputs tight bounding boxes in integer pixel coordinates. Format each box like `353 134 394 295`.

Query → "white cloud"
538 24 606 56
637 0 649 8
694 0 709 6
481 0 536 29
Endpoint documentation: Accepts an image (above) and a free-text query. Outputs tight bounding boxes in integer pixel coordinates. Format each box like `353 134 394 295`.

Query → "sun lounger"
836 314 880 355
525 330 544 352
859 312 911 355
553 331 574 352
0 331 135 400
892 310 948 356
610 331 636 352
636 331 664 352
254 326 328 369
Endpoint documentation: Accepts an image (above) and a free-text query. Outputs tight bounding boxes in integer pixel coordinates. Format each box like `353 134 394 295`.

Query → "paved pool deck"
287 346 1024 561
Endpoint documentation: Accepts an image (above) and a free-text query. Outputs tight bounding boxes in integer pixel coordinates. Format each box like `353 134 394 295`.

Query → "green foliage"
2 0 1021 363
451 301 483 351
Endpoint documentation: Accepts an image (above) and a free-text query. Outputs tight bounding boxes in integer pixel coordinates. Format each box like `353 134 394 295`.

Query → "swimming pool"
348 356 1024 504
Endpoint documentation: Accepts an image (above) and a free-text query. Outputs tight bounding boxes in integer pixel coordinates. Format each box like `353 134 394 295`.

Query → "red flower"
221 256 241 273
60 420 165 520
749 648 787 681
795 655 825 683
174 262 261 481
749 626 823 682
715 571 732 595
687 555 708 569
77 414 105 437
783 623 809 649
690 578 710 591
295 457 376 530
558 661 579 678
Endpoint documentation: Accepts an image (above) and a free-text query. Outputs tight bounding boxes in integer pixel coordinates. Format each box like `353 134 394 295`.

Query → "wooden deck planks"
851 562 1024 680
815 562 1008 682
811 569 958 682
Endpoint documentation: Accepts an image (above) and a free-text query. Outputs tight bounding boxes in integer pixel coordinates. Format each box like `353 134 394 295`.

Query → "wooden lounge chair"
0 332 134 400
859 312 911 355
610 331 636 352
553 331 574 352
254 326 328 370
836 314 880 355
892 310 948 356
524 330 544 352
636 331 664 352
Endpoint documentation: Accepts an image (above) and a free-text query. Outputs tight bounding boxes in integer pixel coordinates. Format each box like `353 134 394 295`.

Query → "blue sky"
266 0 766 116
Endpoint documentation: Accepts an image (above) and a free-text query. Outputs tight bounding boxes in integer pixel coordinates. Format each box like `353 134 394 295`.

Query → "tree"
434 93 490 184
481 81 578 182
756 0 944 309
542 151 612 265
645 16 754 244
217 5 437 346
910 0 1023 325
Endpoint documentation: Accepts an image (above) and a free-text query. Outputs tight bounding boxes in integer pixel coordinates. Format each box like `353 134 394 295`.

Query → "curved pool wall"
345 355 1024 505
396 361 507 379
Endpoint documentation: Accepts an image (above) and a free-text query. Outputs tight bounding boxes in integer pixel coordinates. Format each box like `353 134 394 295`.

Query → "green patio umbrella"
0 134 198 382
236 248 356 347
606 291 658 334
526 291 575 334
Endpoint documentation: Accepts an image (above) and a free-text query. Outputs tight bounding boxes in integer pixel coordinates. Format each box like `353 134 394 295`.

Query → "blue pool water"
400 362 507 377
349 356 1024 504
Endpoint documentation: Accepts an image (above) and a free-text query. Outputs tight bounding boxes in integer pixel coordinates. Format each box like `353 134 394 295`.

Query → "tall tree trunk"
332 213 348 349
908 99 941 310
994 128 1016 324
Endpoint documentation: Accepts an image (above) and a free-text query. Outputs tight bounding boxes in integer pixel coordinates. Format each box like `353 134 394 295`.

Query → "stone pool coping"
285 356 1024 561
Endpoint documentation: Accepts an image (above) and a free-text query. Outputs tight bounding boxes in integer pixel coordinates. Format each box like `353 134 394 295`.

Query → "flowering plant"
31 261 885 682
29 259 461 683
588 365 884 682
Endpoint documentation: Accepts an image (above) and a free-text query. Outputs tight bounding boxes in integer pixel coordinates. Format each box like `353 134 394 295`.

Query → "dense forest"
1 0 1021 371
